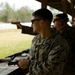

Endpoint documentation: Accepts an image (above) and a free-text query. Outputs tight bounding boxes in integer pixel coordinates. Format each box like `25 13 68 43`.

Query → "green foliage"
0 2 34 22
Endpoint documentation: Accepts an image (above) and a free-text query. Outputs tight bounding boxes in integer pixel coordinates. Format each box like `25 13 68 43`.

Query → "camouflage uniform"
29 32 69 75
57 25 75 75
22 26 37 35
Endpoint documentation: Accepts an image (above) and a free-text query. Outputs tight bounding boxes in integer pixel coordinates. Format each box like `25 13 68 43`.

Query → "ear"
40 20 44 25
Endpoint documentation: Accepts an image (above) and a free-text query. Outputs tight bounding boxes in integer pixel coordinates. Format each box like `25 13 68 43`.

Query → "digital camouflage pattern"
29 32 69 75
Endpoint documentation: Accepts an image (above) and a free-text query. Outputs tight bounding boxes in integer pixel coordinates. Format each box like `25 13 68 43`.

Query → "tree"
14 6 33 22
0 2 13 22
0 2 33 23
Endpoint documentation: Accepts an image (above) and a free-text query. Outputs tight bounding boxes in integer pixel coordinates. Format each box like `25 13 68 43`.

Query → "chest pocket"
31 35 55 62
34 41 52 62
42 43 52 62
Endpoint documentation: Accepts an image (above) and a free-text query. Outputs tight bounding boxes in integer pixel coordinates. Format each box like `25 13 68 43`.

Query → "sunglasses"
31 19 42 24
53 18 61 23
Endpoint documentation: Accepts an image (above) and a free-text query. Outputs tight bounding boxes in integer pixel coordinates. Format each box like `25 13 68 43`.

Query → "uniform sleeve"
32 37 69 75
22 26 37 35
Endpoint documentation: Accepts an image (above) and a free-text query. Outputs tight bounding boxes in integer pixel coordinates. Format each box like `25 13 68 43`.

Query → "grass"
0 29 34 58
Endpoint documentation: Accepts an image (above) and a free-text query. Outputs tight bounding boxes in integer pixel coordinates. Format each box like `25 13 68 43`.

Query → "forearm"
31 49 68 75
22 26 38 35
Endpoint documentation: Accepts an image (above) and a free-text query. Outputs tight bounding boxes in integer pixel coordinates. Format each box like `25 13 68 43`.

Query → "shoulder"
48 32 68 46
52 33 69 48
54 34 67 43
51 32 66 42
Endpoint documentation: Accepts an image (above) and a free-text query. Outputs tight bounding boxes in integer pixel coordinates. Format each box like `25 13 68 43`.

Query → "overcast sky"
0 0 72 21
0 0 41 10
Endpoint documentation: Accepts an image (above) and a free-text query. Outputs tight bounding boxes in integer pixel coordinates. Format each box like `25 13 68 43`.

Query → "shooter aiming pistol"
11 22 22 29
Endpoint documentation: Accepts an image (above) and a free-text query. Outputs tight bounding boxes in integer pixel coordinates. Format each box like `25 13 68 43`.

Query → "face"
31 16 41 33
53 17 61 30
73 18 75 26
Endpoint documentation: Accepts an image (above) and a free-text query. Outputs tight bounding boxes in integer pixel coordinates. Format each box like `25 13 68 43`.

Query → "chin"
33 29 35 32
33 30 38 33
33 31 37 33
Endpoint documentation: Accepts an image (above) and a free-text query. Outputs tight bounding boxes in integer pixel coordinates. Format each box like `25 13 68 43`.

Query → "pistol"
11 22 20 24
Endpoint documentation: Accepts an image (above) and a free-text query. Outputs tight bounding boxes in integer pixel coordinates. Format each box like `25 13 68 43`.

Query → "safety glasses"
31 19 42 24
53 18 61 23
